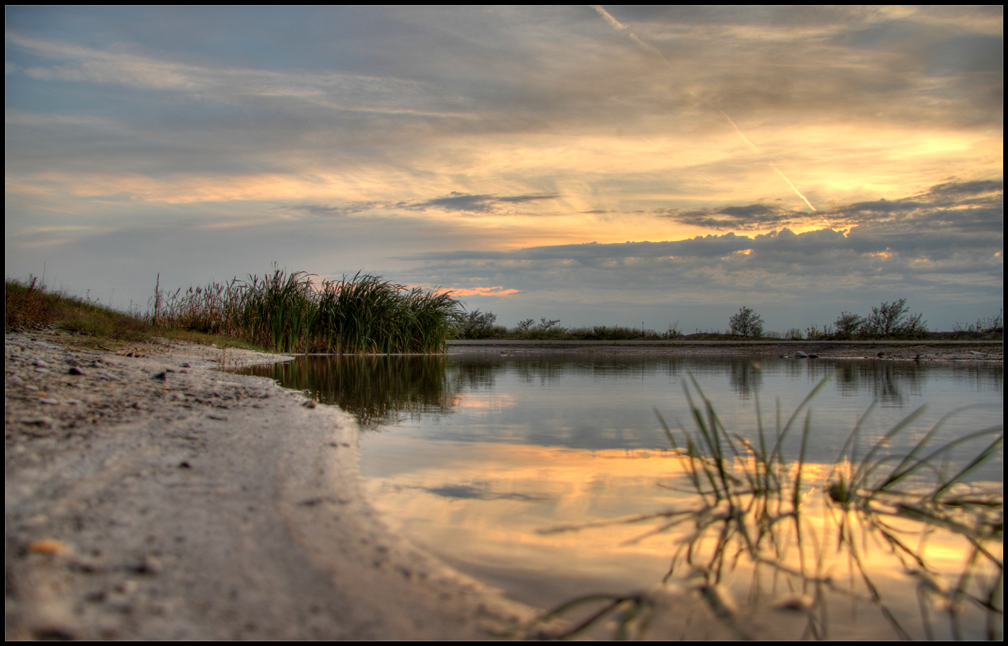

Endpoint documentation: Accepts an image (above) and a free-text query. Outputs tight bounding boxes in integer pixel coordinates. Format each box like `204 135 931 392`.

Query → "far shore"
446 338 1002 362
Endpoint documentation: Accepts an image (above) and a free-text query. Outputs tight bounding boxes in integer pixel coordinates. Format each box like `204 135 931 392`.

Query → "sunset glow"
6 7 1002 330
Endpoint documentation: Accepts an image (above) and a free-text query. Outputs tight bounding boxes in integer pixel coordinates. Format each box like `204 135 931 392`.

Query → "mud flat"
5 331 535 640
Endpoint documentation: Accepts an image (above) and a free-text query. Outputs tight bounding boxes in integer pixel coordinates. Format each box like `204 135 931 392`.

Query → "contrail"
720 111 762 155
591 5 626 31
592 6 671 66
592 7 823 218
772 165 817 212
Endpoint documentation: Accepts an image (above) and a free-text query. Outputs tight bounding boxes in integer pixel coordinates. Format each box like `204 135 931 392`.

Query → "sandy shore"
5 331 536 640
6 331 1001 640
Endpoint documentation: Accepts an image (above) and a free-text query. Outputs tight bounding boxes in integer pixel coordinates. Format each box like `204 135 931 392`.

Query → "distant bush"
455 309 506 340
833 312 864 339
729 307 764 338
861 299 927 339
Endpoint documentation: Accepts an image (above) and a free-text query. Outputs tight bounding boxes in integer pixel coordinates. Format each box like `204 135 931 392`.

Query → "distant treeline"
453 302 1003 342
6 273 1002 351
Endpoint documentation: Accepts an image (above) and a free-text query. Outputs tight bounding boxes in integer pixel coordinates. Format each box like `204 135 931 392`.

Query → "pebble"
138 555 162 574
27 538 69 555
20 416 53 428
68 366 85 375
32 359 50 368
99 372 121 381
38 398 60 405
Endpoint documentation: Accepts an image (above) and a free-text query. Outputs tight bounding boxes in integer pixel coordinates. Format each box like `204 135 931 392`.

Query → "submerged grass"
150 268 461 354
527 374 1002 640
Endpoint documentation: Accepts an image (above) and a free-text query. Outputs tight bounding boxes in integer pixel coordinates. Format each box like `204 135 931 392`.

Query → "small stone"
772 594 814 612
32 359 50 368
137 555 162 575
178 461 192 469
21 416 53 428
116 580 139 594
99 372 121 381
795 351 809 358
39 398 60 405
34 367 50 374
180 362 191 368
24 384 38 391
302 400 317 409
152 371 168 381
68 366 85 375
27 538 68 555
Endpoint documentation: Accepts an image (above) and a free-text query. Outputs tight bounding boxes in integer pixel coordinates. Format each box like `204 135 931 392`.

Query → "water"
240 351 1003 639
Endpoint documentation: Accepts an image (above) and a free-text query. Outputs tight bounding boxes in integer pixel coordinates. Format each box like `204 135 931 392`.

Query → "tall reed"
149 268 461 354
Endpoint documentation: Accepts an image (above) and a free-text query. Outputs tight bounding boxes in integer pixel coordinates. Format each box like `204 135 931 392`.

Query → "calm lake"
240 350 1003 639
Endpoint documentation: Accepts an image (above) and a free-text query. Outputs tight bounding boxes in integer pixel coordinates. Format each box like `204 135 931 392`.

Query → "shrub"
862 299 927 339
455 309 505 340
833 312 863 339
729 307 764 338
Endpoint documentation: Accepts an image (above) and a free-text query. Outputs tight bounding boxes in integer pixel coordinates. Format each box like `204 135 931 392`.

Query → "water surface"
241 351 1002 639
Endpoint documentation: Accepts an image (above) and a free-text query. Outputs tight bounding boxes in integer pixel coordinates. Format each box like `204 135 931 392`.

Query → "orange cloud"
443 286 521 297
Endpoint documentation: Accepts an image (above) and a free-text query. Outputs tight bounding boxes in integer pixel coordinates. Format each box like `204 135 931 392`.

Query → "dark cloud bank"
406 180 1002 327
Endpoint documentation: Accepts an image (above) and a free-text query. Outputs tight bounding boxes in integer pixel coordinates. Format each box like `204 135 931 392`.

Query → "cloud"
660 203 803 230
442 286 520 297
401 192 558 214
399 180 1002 328
660 180 1003 232
285 202 381 218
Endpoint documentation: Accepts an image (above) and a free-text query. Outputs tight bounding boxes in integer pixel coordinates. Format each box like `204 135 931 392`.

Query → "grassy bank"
4 277 261 351
7 269 462 354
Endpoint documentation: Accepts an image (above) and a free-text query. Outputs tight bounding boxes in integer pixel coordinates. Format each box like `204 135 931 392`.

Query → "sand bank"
5 331 535 639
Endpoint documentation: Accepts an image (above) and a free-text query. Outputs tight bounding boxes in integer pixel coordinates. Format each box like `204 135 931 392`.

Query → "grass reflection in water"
245 355 459 428
529 374 1002 640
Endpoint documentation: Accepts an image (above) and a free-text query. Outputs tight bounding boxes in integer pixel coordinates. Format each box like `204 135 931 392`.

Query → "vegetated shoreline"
446 338 1004 362
5 329 1002 640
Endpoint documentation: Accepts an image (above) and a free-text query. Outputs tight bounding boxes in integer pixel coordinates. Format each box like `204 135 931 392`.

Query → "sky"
5 6 1003 333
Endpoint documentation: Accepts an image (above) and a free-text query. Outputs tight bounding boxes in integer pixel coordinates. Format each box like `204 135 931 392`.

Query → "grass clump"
151 268 461 354
528 375 1002 640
